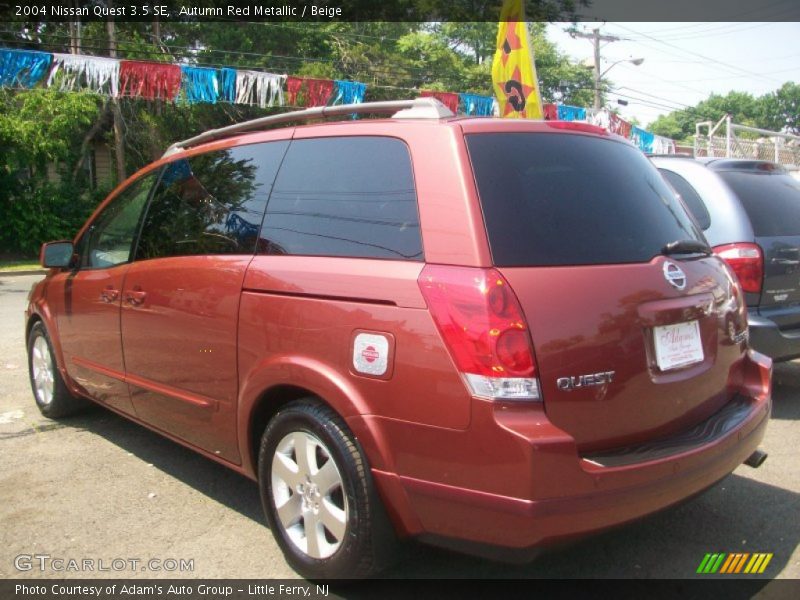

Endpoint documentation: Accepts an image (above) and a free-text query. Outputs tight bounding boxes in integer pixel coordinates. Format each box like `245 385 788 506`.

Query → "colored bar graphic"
697 553 713 574
734 553 750 573
758 554 773 573
711 553 726 573
719 554 735 573
698 552 774 575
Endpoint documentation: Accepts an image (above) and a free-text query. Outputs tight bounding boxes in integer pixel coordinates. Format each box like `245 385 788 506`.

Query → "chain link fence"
694 118 800 166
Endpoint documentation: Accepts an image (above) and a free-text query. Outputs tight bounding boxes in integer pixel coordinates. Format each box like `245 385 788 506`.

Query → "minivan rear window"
716 171 800 237
466 133 704 267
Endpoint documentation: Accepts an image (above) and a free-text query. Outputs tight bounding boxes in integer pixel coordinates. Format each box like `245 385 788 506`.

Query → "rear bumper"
748 313 800 362
370 350 772 554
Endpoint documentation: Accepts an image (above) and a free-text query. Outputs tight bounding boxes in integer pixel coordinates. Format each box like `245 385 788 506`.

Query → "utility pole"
571 28 620 110
106 11 126 183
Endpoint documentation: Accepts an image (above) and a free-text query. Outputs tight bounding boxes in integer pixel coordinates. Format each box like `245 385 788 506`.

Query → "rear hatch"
465 130 749 451
715 166 800 326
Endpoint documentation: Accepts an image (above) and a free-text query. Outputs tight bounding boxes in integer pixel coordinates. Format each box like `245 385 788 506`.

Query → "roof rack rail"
162 98 454 157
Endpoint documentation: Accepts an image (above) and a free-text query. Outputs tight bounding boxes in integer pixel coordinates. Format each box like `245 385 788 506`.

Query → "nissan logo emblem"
663 261 687 290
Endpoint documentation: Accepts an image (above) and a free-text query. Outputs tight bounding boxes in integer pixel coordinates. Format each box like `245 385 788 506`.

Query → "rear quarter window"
466 133 703 266
259 136 422 261
716 171 800 237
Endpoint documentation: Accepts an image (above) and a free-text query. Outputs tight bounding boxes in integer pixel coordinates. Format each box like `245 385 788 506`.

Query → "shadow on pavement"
64 406 264 525
60 404 796 580
381 473 798 578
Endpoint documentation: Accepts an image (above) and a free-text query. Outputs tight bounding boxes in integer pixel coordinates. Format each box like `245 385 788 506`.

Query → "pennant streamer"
47 53 119 96
652 135 676 154
285 76 303 106
460 93 494 116
235 70 285 108
631 126 655 153
491 0 543 118
119 60 181 100
219 67 236 103
608 112 633 138
0 49 52 88
420 90 459 114
332 80 366 105
557 104 587 122
304 78 334 107
0 45 677 155
181 65 219 104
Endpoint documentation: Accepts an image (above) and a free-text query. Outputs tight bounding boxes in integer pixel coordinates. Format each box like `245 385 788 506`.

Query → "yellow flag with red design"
492 0 544 119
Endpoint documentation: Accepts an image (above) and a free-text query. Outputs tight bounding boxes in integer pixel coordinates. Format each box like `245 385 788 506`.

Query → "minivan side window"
136 141 289 260
259 136 423 260
79 172 157 269
659 169 712 230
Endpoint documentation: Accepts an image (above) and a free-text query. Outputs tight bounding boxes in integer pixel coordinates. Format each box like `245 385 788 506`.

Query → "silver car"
653 156 800 361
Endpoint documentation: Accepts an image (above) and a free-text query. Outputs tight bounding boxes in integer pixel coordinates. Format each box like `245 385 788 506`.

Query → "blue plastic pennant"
220 67 236 103
0 49 52 88
459 93 494 116
556 104 587 122
180 65 219 104
631 126 655 153
331 80 366 105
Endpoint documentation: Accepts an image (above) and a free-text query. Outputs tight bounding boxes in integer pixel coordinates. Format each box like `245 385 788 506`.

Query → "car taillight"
418 265 540 401
713 243 763 294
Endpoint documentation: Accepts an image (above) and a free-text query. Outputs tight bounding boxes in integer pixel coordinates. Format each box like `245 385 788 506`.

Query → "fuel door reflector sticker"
352 333 390 376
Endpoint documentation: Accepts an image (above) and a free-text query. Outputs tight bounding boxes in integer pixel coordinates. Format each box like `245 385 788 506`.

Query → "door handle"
126 289 147 306
100 287 119 303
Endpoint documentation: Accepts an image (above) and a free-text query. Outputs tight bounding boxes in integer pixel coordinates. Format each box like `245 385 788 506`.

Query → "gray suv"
652 156 800 361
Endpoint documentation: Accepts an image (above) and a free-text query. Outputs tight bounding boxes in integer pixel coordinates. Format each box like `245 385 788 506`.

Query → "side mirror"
40 241 75 269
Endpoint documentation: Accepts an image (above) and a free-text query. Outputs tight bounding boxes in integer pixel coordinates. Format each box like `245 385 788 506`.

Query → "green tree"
759 82 800 135
0 89 104 254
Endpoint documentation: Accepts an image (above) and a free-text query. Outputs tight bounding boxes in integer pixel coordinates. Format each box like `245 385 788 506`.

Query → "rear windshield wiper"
661 239 712 256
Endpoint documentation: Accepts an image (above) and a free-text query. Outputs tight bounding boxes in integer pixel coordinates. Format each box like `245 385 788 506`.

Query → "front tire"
27 321 86 418
258 398 397 579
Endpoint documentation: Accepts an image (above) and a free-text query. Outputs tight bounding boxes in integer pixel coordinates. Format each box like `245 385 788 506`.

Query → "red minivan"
26 99 771 579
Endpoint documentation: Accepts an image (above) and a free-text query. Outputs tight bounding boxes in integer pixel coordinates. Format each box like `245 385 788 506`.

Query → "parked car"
652 155 800 361
27 99 771 579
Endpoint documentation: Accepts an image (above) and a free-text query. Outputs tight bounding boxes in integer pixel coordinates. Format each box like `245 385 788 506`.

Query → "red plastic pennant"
543 103 558 120
304 78 334 108
420 90 459 114
119 60 181 100
609 112 632 138
286 76 304 106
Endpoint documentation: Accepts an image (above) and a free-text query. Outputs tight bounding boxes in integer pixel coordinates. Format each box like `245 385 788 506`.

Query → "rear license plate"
653 320 704 370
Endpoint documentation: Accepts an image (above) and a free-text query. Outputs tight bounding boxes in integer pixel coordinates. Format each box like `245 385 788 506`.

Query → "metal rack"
162 98 454 157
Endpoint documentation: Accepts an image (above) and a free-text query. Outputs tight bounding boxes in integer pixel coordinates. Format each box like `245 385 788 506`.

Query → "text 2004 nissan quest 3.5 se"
26 99 771 579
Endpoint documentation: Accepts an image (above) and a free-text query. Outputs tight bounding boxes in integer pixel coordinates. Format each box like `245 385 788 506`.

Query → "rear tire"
258 398 397 579
27 321 87 419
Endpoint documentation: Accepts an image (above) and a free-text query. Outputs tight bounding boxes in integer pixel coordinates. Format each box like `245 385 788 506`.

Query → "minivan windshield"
466 133 704 266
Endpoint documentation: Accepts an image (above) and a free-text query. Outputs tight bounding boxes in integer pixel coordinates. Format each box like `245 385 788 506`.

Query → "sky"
545 22 800 129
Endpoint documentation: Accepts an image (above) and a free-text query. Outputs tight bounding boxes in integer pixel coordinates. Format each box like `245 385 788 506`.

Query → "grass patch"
0 259 41 272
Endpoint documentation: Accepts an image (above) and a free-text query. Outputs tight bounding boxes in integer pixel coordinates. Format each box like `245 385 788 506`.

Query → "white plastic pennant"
235 70 286 107
47 53 120 97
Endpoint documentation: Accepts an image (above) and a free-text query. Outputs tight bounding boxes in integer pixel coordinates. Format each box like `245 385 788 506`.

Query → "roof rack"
162 98 454 157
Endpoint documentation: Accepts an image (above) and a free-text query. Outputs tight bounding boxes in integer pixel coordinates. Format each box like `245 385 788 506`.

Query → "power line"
608 22 786 85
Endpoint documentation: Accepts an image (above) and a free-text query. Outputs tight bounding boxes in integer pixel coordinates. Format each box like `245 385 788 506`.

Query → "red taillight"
713 243 763 294
418 265 539 400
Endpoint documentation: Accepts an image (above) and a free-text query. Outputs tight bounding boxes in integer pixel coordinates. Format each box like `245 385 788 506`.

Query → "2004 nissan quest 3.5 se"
26 98 772 579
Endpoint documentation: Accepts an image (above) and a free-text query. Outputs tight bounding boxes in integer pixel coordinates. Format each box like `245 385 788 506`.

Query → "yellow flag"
492 0 544 119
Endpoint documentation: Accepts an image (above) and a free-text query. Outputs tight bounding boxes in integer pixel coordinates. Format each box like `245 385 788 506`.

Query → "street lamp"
593 57 644 110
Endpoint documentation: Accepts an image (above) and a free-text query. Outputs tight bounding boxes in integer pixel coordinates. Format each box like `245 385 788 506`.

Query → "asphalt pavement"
1 273 798 582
